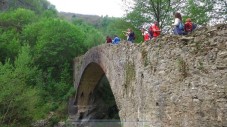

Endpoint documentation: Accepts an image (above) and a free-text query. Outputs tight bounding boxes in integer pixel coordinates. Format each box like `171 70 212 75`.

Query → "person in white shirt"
172 12 185 35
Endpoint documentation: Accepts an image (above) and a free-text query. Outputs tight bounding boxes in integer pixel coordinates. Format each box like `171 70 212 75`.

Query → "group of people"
106 25 160 44
172 12 196 35
140 21 161 42
123 28 136 43
105 28 136 44
106 12 196 44
106 35 121 44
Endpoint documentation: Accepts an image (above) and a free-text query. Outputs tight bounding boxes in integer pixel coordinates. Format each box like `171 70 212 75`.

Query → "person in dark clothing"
125 28 135 43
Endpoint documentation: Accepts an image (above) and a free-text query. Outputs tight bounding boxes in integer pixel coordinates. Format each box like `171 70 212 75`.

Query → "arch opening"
75 62 121 127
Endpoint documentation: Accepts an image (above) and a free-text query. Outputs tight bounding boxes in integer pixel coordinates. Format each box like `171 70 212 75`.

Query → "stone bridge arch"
72 46 127 126
75 62 105 107
73 46 124 108
71 24 227 127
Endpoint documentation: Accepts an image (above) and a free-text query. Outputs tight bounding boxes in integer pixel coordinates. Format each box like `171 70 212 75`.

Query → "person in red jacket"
140 28 150 42
149 22 161 39
184 18 193 33
184 18 197 34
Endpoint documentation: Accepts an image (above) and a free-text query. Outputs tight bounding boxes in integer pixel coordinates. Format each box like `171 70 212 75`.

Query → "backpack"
144 31 150 41
132 32 136 40
179 22 184 30
184 22 193 32
153 25 160 36
148 27 153 38
192 23 197 31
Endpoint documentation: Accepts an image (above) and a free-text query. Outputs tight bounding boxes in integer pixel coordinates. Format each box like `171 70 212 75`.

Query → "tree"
72 18 105 50
0 8 37 62
21 18 85 111
183 0 213 25
0 0 57 14
123 0 225 29
0 8 37 31
0 45 44 126
0 29 21 63
22 18 85 80
124 0 187 29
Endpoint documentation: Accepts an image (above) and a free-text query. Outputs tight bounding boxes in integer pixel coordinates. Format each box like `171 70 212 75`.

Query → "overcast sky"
47 0 126 17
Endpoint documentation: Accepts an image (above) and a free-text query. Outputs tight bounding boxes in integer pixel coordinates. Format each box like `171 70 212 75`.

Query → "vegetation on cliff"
0 1 108 126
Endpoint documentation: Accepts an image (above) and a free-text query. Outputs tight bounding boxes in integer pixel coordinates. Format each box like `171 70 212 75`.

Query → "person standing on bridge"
184 18 197 34
124 28 135 43
140 28 150 42
149 21 161 40
172 12 185 35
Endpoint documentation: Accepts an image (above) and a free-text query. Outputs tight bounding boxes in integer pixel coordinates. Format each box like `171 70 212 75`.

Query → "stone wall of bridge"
71 24 227 127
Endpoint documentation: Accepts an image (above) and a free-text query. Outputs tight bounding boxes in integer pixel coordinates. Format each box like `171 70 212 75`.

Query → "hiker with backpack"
149 22 161 39
172 12 185 35
184 18 197 34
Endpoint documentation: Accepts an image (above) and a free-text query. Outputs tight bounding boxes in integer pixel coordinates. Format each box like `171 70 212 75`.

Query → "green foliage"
22 18 85 78
21 19 85 118
106 18 143 43
41 9 58 18
0 8 37 31
183 0 212 25
125 0 173 29
1 0 57 14
41 64 74 102
125 7 148 27
70 15 143 43
0 46 44 126
72 18 105 49
124 0 225 30
0 7 81 126
0 29 21 63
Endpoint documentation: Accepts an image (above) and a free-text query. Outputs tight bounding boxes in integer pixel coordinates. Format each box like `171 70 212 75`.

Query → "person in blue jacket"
112 35 120 44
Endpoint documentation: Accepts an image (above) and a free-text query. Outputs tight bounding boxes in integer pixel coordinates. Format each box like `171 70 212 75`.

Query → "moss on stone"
198 61 209 74
124 62 136 91
177 57 188 80
141 49 149 67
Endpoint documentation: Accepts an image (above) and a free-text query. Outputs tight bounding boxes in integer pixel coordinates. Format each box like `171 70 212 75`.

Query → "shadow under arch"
75 62 121 126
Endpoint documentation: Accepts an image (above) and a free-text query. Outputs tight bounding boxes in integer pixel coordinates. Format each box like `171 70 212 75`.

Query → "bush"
0 45 45 126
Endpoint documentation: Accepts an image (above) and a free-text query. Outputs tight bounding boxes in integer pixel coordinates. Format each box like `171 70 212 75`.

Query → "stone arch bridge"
70 24 227 127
